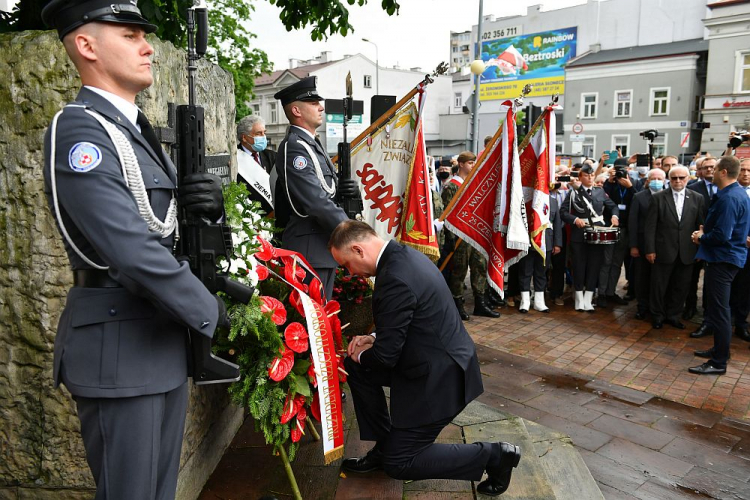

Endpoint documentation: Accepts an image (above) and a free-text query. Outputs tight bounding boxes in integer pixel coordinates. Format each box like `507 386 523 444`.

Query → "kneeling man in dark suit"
329 220 520 496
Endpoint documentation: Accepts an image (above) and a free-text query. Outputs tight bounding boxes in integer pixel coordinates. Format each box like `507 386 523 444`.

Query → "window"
651 133 667 157
364 75 372 88
650 87 670 116
251 103 260 115
454 92 463 109
269 102 278 124
612 135 629 156
582 136 596 158
614 90 632 118
581 92 597 119
737 52 750 92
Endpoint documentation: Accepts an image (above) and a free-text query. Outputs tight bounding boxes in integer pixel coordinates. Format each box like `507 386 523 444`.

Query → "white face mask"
637 167 649 175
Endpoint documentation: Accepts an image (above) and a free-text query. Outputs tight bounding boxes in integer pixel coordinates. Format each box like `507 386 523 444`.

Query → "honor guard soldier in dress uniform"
273 76 358 298
561 163 620 312
41 1 229 498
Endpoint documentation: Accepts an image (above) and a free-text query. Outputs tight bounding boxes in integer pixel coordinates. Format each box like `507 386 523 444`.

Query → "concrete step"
460 400 602 500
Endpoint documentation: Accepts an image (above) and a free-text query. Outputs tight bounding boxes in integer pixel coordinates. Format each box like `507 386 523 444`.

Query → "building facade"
699 0 750 156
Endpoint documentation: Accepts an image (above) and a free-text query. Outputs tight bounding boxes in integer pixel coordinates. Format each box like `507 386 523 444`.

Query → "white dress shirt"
673 189 685 221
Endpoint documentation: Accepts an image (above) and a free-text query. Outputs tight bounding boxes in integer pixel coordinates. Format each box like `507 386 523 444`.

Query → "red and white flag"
488 45 528 76
442 101 529 297
518 107 558 261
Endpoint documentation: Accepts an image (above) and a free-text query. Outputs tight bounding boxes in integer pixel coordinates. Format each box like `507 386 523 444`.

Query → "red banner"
442 102 529 297
396 87 439 261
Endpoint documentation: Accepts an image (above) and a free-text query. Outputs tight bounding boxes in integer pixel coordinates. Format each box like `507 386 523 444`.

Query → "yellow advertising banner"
480 76 565 101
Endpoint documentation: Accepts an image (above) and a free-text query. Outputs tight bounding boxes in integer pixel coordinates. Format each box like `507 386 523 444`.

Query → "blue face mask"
649 180 664 192
628 170 639 182
251 135 267 152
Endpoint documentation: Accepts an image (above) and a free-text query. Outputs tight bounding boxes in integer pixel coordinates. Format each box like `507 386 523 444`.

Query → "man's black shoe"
476 443 521 497
682 306 697 321
694 348 713 359
635 311 647 321
596 296 607 308
690 323 713 338
652 320 663 329
688 362 726 375
608 294 628 305
735 327 750 342
624 293 636 301
665 319 685 330
341 447 384 474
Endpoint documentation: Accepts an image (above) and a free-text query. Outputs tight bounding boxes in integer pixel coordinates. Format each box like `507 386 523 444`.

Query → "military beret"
42 0 157 40
580 163 595 174
273 76 324 107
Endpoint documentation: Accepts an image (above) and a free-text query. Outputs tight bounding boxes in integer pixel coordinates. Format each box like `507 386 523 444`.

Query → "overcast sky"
249 0 589 73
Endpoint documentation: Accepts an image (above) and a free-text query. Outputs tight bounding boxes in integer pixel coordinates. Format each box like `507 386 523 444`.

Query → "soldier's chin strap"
49 106 179 271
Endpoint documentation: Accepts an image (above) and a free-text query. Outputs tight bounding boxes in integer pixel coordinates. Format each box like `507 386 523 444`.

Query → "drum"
583 226 620 245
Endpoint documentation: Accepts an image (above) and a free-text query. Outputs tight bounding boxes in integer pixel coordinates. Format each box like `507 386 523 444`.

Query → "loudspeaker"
371 95 397 125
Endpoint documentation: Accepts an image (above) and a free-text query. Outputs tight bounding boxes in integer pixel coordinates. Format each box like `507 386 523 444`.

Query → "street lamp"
362 38 379 95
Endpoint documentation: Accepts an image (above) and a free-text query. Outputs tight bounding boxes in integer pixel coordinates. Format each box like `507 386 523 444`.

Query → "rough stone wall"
0 30 241 498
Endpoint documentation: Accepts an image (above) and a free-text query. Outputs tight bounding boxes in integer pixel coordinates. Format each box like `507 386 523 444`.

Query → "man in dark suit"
331 221 520 496
41 1 229 497
729 158 750 343
273 77 359 298
561 164 620 311
684 157 717 320
237 114 276 214
644 166 706 329
629 169 666 320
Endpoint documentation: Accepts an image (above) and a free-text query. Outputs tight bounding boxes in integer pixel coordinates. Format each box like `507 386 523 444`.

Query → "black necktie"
137 110 163 156
586 188 592 196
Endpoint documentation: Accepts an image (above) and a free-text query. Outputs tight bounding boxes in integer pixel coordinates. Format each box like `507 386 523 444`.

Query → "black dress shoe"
341 447 383 474
694 348 713 359
688 362 726 375
624 293 636 301
608 294 628 305
665 319 686 330
690 323 713 338
596 296 607 308
476 443 521 497
736 327 750 342
635 311 647 321
682 306 697 321
652 320 663 329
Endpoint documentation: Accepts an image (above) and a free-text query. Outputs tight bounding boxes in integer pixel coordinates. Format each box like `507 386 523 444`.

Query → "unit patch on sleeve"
68 142 103 172
293 156 308 170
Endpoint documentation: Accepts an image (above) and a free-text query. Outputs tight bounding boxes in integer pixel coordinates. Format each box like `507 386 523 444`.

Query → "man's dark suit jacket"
560 186 619 243
629 189 653 251
644 188 706 265
359 241 484 429
688 179 712 207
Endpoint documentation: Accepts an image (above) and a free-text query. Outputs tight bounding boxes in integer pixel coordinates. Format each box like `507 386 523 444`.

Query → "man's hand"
574 218 586 228
646 253 656 264
617 176 633 188
179 173 223 220
347 335 375 363
691 225 704 245
630 247 640 258
746 236 750 249
553 246 561 255
611 216 620 227
338 179 361 199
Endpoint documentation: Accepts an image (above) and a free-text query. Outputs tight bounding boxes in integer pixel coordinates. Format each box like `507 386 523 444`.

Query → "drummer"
561 163 620 312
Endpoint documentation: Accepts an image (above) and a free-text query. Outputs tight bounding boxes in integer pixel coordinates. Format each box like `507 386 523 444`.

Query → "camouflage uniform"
441 180 488 298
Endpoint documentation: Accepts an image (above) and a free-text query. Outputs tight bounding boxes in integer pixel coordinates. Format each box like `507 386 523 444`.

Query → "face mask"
437 171 451 180
649 180 664 192
637 167 649 175
250 135 267 152
628 170 640 182
689 169 696 177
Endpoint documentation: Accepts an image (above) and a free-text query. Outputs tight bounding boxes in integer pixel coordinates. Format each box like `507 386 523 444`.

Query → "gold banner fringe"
324 445 345 465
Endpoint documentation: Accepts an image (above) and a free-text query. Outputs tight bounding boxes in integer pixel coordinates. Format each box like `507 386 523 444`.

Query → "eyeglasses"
670 176 687 180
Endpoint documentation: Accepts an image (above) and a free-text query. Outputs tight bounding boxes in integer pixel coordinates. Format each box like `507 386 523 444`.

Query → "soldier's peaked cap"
274 76 325 107
42 0 157 40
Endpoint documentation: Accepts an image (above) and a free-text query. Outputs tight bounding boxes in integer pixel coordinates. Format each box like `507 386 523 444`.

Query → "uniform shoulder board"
69 142 103 172
293 156 308 170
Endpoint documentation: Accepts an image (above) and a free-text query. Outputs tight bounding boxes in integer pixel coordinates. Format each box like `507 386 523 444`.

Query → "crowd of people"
429 145 750 376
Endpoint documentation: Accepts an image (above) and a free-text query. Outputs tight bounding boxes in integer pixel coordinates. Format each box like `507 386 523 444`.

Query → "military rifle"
336 72 364 219
175 3 252 385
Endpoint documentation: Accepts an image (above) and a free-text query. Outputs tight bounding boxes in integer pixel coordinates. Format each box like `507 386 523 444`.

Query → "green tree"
1 0 400 117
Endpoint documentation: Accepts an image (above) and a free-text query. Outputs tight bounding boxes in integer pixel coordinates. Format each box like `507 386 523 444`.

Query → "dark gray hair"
237 115 265 143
